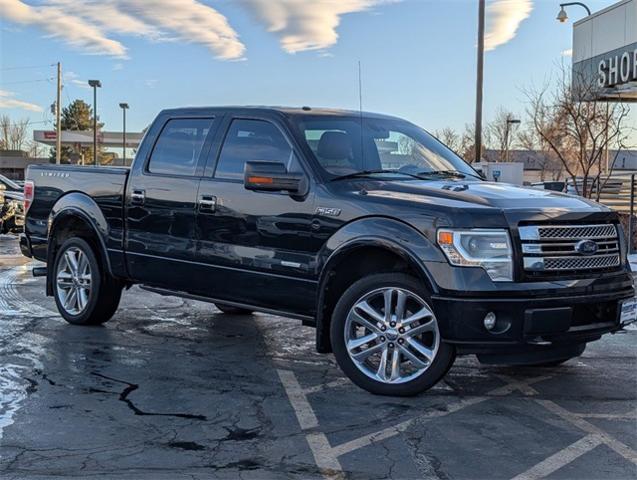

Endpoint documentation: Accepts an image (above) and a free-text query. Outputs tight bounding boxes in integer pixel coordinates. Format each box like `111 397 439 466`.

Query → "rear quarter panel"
26 165 128 259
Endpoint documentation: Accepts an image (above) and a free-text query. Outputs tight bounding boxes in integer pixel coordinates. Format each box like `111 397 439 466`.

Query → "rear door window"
148 118 214 176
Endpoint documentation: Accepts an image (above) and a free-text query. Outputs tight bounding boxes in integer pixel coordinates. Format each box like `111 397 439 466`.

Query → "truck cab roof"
157 105 401 121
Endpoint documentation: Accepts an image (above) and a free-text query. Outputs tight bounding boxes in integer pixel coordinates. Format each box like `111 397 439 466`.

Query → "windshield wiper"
416 170 483 181
330 169 423 181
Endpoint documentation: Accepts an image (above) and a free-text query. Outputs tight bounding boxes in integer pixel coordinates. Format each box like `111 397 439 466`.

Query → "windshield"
292 115 478 179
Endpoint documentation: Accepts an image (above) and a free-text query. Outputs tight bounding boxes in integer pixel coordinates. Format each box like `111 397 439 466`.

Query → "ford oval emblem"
575 239 598 256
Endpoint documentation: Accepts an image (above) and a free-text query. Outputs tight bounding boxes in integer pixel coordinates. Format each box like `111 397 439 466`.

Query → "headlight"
437 229 513 281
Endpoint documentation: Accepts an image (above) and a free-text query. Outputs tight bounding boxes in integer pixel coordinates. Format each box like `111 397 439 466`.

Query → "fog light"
484 312 497 330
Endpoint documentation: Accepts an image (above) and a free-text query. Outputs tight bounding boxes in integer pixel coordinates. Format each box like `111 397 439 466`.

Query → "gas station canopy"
33 130 144 148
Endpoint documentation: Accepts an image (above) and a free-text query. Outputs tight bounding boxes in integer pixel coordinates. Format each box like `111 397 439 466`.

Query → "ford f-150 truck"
20 107 636 396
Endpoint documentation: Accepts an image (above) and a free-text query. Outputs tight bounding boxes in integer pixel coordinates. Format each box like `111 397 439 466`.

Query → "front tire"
330 273 455 396
53 238 121 325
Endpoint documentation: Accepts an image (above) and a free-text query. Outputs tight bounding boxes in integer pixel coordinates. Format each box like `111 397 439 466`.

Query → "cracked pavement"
0 234 636 479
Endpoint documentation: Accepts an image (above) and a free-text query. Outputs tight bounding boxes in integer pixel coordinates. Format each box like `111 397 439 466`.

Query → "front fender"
317 216 445 293
315 216 447 352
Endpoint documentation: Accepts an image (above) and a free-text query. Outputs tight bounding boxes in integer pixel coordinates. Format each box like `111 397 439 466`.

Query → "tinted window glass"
148 118 213 176
215 119 298 180
295 116 478 178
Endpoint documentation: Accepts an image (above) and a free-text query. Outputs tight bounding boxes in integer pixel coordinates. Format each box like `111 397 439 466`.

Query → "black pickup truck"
21 107 636 396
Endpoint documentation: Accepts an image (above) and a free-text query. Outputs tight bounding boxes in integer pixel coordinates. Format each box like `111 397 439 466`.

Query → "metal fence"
566 172 637 254
566 172 637 212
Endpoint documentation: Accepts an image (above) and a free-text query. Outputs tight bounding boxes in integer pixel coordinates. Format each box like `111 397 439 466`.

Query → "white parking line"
510 434 604 480
575 409 637 420
331 395 487 457
277 369 554 479
536 399 637 466
277 369 343 478
494 374 637 475
277 369 320 430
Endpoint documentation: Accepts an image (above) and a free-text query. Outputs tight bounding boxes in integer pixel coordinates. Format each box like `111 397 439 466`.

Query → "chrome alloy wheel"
56 247 92 316
344 287 440 384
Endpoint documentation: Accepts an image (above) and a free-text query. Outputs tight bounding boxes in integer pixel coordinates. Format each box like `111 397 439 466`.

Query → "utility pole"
56 62 61 165
474 0 485 164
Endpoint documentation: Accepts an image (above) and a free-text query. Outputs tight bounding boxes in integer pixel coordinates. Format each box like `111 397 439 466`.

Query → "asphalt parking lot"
0 234 636 479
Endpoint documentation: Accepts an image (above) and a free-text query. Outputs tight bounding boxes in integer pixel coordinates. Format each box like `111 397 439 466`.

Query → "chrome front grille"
519 224 621 274
535 224 617 240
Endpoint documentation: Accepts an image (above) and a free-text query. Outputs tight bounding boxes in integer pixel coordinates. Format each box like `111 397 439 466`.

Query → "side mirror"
244 161 308 195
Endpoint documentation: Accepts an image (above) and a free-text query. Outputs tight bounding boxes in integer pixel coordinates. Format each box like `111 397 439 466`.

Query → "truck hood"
361 179 608 212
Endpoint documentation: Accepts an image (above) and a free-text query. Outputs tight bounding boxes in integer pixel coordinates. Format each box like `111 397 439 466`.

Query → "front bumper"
431 284 634 355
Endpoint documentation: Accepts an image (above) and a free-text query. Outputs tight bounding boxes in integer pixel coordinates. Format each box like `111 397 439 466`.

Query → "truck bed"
25 165 129 259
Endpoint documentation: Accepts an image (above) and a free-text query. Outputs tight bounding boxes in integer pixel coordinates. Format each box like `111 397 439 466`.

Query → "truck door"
194 116 317 316
125 116 218 290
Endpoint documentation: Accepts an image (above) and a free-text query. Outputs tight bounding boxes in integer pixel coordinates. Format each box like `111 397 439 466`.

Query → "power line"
0 77 55 86
0 64 55 71
0 120 50 125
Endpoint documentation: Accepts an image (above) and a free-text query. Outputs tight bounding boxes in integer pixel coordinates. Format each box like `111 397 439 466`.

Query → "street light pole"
556 2 591 22
504 117 521 162
55 62 62 165
88 80 101 166
119 103 129 166
474 0 485 164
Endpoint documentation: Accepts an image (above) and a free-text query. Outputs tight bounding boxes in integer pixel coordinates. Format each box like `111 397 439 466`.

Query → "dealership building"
572 0 637 101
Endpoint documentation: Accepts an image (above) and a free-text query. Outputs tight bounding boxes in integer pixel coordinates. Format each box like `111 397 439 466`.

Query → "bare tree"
0 115 30 151
487 109 521 162
456 123 492 162
27 140 44 158
517 125 564 181
0 116 11 150
433 127 461 153
526 66 632 199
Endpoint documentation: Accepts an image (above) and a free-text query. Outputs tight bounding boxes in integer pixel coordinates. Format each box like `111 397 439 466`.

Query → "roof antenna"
358 60 365 169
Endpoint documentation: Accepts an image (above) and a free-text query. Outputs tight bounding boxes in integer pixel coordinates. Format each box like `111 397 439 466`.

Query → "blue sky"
0 0 623 143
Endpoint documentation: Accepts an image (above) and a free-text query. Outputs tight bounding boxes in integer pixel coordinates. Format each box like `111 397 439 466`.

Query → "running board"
139 285 315 324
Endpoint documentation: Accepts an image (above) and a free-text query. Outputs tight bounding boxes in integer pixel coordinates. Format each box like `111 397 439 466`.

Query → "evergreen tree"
49 100 104 164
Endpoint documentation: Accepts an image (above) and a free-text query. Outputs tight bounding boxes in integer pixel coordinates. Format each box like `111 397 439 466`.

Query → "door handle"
131 189 145 205
199 195 217 213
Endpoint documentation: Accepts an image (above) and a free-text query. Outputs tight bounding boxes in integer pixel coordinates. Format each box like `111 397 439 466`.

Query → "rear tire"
330 273 455 396
214 303 254 315
52 237 121 325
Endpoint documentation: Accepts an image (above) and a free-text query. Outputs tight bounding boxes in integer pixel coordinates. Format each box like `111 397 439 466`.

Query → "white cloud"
63 71 91 89
484 0 533 51
0 90 42 112
125 0 245 60
240 0 392 53
561 48 573 57
0 0 127 57
0 0 245 60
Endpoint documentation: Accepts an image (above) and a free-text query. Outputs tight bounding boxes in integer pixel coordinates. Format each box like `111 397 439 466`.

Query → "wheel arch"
46 193 112 295
315 231 442 353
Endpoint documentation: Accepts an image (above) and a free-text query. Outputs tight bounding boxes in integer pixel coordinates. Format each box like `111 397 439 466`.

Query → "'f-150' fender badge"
316 207 341 217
